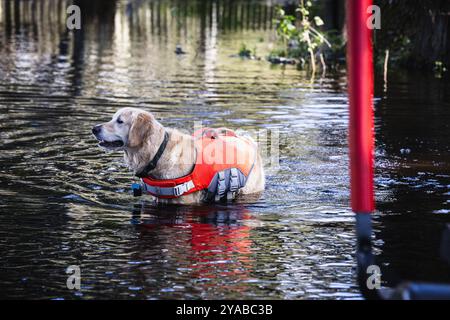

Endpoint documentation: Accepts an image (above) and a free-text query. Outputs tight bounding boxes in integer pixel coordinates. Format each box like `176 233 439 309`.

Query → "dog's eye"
117 118 123 124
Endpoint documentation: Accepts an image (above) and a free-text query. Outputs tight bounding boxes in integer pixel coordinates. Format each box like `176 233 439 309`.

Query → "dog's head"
92 107 155 150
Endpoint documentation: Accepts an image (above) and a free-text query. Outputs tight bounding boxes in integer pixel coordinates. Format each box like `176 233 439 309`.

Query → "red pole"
346 0 375 213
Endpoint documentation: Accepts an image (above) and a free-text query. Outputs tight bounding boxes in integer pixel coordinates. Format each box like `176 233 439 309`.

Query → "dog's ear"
128 112 153 148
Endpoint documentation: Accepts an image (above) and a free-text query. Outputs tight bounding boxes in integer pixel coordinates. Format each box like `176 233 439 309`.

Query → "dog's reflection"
129 202 256 292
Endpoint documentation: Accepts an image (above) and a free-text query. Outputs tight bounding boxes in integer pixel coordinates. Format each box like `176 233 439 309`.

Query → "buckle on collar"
173 180 194 197
173 185 184 196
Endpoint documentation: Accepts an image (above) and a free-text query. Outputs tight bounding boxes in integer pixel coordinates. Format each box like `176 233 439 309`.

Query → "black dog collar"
135 131 169 178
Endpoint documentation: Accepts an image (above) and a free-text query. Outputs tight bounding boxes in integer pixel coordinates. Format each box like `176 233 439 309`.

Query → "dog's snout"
92 125 102 135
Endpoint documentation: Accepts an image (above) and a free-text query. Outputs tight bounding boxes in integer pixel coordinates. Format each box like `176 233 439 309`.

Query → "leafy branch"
273 0 331 73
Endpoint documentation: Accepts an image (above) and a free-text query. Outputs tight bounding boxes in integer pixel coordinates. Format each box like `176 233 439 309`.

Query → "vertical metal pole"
346 0 377 299
347 0 374 214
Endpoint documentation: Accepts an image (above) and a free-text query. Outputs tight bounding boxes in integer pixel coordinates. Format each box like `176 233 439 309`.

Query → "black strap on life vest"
135 131 169 178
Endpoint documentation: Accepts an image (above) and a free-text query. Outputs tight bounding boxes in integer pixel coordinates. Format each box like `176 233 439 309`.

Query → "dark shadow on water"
374 71 450 286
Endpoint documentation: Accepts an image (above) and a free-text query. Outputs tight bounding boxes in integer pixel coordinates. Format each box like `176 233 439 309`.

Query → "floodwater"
0 0 449 300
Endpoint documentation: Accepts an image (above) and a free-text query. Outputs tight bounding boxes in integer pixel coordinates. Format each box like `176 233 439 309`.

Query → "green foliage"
274 8 297 43
269 48 287 58
272 0 332 71
238 44 253 58
238 44 258 59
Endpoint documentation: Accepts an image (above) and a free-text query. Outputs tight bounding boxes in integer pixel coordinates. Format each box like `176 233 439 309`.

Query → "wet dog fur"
92 107 265 204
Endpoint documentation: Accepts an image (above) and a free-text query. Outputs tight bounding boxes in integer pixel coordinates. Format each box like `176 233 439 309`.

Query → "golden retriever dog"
92 107 265 204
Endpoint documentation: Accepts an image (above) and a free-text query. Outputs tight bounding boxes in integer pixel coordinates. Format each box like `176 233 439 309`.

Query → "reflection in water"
0 0 449 299
132 204 255 298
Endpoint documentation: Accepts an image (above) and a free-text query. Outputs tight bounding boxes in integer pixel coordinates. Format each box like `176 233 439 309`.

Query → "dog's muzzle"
92 125 124 149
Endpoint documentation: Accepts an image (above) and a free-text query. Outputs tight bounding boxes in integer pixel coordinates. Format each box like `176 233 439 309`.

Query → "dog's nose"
92 125 101 135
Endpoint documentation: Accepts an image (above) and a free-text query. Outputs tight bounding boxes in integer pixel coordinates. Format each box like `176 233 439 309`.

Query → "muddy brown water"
0 0 449 299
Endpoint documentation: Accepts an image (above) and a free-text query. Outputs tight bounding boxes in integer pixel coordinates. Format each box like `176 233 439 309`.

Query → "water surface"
0 0 449 299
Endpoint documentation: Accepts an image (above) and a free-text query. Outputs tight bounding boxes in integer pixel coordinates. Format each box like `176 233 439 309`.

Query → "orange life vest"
140 128 256 201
